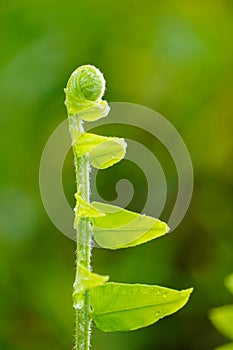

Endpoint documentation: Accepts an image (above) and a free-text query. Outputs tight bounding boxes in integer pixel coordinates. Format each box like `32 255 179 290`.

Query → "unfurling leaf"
209 305 233 341
64 64 110 121
91 202 169 249
73 132 127 169
90 282 193 332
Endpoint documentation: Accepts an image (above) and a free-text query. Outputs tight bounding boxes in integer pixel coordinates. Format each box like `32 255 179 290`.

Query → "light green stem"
69 115 92 350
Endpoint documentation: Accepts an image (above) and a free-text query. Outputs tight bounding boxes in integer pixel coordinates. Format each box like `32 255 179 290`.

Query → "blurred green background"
1 1 233 349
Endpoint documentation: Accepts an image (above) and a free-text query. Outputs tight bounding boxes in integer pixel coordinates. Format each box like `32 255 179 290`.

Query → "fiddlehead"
65 64 110 121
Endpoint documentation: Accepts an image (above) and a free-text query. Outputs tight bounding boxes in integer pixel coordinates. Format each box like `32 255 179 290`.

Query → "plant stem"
69 115 91 350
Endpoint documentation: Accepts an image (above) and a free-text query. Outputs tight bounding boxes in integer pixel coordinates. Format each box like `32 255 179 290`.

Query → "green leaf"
73 132 127 169
209 305 233 340
91 202 169 249
73 264 109 309
225 274 233 296
216 344 233 350
73 197 169 249
90 282 193 332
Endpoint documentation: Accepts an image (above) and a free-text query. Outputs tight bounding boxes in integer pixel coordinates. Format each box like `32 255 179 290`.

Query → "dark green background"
0 1 233 349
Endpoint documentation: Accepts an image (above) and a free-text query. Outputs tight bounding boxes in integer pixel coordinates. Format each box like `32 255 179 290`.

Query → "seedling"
64 64 193 350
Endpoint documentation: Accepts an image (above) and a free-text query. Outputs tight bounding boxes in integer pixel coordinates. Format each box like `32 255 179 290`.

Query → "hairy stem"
69 115 91 350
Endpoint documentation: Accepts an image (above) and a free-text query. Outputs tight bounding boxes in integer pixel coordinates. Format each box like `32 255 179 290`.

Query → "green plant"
64 64 193 350
209 274 233 350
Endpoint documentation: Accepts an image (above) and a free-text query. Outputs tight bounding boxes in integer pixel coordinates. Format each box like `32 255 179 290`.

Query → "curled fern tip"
64 64 110 121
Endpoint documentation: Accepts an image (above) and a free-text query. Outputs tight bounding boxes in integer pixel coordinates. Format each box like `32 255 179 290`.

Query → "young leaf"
64 64 110 121
74 194 105 218
225 274 233 296
73 264 109 309
74 264 109 294
75 101 110 122
73 132 127 169
74 194 105 230
91 202 169 249
209 305 233 341
90 282 193 332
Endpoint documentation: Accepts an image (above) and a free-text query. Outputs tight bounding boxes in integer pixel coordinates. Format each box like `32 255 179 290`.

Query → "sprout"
64 65 110 121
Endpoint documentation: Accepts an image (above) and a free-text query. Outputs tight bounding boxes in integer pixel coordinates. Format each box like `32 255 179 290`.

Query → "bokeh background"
1 1 233 349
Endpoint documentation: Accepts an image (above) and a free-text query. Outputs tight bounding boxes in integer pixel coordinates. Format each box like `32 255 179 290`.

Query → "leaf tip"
180 287 194 311
183 287 194 298
166 224 170 234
